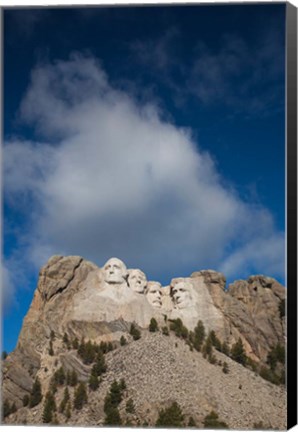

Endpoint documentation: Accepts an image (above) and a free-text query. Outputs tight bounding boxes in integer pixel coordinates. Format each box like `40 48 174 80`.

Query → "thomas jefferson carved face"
103 258 127 284
171 279 193 309
146 282 162 308
128 269 147 293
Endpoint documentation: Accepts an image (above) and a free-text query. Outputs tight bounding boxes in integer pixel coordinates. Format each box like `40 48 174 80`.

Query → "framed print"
1 1 297 430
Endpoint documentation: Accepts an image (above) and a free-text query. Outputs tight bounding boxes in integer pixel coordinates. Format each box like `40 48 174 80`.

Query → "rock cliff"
2 255 286 428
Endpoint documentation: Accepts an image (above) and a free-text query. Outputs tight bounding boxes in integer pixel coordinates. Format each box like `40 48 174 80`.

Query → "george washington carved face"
146 282 162 308
128 269 147 293
171 279 193 309
103 258 127 284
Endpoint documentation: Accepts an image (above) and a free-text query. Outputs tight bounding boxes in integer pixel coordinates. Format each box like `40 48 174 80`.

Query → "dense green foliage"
103 380 125 426
59 387 70 413
169 318 189 339
266 343 285 370
66 369 78 387
156 401 185 427
42 391 56 423
73 383 88 410
130 323 141 340
53 367 66 386
230 338 247 366
193 320 206 351
29 377 43 408
89 373 100 391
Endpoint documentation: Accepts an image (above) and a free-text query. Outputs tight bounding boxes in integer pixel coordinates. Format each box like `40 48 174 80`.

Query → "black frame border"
286 1 297 429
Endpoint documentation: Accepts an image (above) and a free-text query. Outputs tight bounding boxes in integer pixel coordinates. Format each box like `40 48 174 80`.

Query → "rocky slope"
2 255 286 427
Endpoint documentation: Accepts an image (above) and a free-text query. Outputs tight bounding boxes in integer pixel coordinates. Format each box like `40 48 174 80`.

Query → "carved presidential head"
170 278 193 309
103 258 127 284
128 269 147 293
145 282 162 308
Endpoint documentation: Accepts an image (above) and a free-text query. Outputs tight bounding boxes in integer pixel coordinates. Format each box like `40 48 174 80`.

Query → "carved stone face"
128 269 147 293
103 258 127 284
171 280 193 309
146 282 162 308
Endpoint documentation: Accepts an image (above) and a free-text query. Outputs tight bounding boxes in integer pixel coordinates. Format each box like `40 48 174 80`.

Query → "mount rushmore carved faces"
171 278 193 309
103 258 127 284
128 269 147 293
145 282 162 308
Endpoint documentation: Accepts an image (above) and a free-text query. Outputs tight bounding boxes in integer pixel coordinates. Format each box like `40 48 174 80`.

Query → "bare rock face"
2 255 286 425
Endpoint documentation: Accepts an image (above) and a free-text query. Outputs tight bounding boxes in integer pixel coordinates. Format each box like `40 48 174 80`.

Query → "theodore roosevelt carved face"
146 282 162 308
103 258 127 284
128 269 147 293
171 279 193 309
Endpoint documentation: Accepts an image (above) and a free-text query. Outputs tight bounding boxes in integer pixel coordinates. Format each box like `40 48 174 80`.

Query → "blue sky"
3 3 286 353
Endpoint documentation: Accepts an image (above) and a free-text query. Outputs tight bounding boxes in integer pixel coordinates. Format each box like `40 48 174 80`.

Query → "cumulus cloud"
4 53 285 290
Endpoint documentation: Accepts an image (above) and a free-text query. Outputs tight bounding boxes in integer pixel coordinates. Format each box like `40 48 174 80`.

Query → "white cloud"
4 53 285 287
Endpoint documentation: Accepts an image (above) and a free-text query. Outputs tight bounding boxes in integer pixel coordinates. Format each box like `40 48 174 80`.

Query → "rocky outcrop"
4 332 286 429
2 255 286 427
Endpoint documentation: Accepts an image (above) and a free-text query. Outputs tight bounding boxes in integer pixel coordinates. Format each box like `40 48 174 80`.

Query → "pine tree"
42 392 56 423
193 320 205 351
69 370 78 386
222 341 230 356
202 335 213 358
54 367 66 385
109 380 123 406
29 377 43 407
73 382 88 410
156 401 185 427
82 340 96 364
59 387 70 413
231 338 247 366
130 323 141 340
120 335 127 346
209 330 222 351
104 406 122 425
149 317 159 332
89 373 100 391
92 351 107 376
